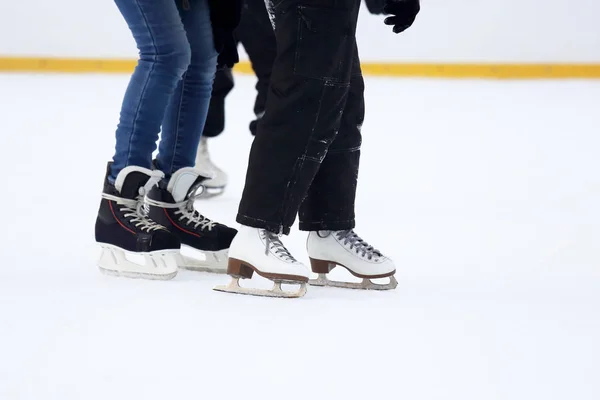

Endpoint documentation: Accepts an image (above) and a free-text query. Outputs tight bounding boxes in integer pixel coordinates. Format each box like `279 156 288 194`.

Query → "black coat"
364 0 385 14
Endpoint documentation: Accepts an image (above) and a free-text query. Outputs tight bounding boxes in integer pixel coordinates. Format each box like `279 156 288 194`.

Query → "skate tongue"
167 167 213 202
115 166 164 199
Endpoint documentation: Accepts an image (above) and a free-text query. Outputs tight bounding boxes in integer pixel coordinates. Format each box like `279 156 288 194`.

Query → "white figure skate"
307 230 398 290
214 226 309 298
194 137 227 198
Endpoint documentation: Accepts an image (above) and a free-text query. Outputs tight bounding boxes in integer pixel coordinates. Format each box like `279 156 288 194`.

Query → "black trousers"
237 0 365 235
202 0 277 137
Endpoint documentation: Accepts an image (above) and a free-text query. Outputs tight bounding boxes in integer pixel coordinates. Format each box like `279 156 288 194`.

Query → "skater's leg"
194 67 234 192
218 0 361 296
99 0 191 279
299 48 397 290
196 0 277 193
110 0 192 182
142 1 237 270
237 0 361 234
238 0 277 135
298 47 364 232
156 0 218 178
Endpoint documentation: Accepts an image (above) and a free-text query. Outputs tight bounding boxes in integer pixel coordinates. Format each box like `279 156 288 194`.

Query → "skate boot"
307 230 398 290
194 137 227 198
214 226 309 298
95 164 180 280
146 167 237 273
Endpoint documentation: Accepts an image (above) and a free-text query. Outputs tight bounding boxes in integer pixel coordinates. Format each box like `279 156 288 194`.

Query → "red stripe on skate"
164 209 202 238
109 201 135 235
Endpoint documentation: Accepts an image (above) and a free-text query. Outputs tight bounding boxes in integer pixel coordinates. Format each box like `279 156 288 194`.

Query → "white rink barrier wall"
1 0 599 78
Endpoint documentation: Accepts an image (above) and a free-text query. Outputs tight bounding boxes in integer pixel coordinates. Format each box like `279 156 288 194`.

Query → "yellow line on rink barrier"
0 57 138 74
1 57 600 79
360 63 600 79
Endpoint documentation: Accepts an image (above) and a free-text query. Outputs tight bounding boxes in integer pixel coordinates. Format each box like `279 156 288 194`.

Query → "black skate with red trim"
95 163 180 280
147 167 237 273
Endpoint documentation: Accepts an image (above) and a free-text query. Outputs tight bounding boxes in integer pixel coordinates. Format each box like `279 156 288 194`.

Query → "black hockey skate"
147 167 237 273
95 163 180 280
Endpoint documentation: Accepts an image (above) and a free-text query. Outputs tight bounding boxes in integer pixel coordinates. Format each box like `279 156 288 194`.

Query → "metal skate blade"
214 277 307 298
98 245 179 281
99 267 178 281
180 265 226 274
309 274 397 291
177 248 228 274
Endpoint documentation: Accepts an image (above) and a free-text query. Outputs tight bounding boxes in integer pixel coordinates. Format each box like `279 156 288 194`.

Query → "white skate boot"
194 137 227 198
307 230 398 290
214 226 310 298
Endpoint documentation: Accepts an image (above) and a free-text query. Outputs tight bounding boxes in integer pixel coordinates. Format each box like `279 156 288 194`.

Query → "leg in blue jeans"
157 0 217 178
110 0 216 182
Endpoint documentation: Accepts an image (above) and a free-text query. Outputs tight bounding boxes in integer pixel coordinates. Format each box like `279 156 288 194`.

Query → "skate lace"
146 189 216 231
102 194 165 233
261 230 297 262
335 230 383 261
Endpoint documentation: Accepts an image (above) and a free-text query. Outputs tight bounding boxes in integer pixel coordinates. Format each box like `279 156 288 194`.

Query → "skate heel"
309 258 335 274
227 258 254 279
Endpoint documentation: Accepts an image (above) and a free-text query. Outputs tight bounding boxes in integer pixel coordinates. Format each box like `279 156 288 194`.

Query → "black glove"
209 0 242 68
383 0 420 34
216 33 239 69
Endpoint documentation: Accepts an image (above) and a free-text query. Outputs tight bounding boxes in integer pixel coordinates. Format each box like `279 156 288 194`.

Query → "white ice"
0 73 599 400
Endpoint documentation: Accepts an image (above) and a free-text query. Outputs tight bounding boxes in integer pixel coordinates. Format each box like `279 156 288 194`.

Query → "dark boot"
147 167 237 273
95 163 180 280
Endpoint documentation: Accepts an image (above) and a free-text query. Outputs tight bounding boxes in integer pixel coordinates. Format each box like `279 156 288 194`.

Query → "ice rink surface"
0 73 599 399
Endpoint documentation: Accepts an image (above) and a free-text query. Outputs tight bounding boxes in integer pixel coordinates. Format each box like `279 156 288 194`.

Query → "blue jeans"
110 0 217 182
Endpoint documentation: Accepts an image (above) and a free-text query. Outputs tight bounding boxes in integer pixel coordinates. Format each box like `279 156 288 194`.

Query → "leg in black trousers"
237 0 361 234
196 0 276 194
219 0 396 297
238 0 277 135
298 50 364 232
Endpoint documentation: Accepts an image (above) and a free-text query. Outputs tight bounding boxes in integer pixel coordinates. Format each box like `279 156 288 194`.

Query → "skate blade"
214 277 307 298
98 245 179 281
99 267 178 281
309 274 398 290
177 247 228 274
